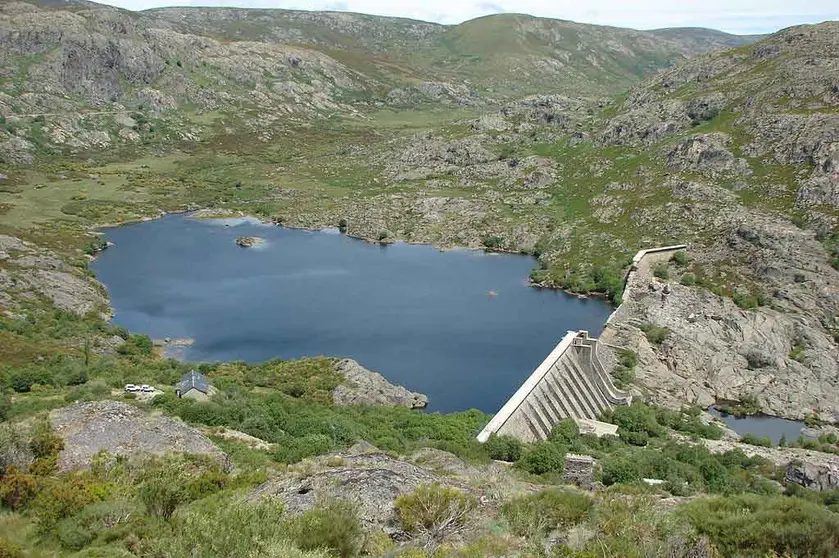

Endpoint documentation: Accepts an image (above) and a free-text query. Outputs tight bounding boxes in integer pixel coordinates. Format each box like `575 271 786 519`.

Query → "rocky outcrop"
601 235 839 422
245 442 467 534
665 133 749 177
49 401 230 472
333 359 428 409
785 460 839 491
0 234 108 316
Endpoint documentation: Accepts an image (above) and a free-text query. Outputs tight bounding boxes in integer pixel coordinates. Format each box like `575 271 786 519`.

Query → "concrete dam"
477 330 632 442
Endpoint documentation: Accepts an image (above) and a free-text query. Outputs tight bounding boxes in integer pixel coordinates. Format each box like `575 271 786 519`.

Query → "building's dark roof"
177 370 210 394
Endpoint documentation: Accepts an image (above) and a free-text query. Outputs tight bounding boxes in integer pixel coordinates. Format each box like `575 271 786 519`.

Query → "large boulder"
49 401 230 472
245 443 465 534
785 460 839 492
333 359 428 409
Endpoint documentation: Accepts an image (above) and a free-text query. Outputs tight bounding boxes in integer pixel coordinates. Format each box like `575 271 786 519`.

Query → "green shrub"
611 349 638 388
679 273 696 286
654 407 723 440
549 419 580 445
55 500 140 551
0 393 10 422
601 456 641 485
0 470 39 511
484 435 522 462
603 402 665 440
395 484 477 546
515 442 565 476
640 323 670 346
138 457 227 519
679 494 839 557
591 265 626 305
740 433 772 448
789 339 807 363
481 236 505 250
138 466 188 520
82 238 108 256
715 395 762 417
283 499 364 558
619 430 649 446
732 291 767 309
151 502 325 558
670 251 689 266
0 424 34 476
0 538 24 558
500 489 593 537
29 418 64 475
652 263 669 280
31 475 106 534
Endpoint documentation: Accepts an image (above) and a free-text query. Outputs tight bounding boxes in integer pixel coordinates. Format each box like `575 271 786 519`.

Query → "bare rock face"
602 232 839 421
333 358 428 409
785 460 839 491
665 133 750 177
49 401 230 472
0 234 108 316
245 443 465 533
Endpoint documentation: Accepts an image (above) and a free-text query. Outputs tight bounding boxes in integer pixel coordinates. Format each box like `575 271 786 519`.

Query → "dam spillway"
477 331 632 442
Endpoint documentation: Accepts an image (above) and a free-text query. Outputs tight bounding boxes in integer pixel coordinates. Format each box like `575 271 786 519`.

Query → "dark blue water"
91 214 612 413
708 408 805 445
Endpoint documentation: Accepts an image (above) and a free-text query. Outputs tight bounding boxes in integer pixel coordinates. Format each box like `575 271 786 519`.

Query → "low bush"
610 349 638 388
515 441 565 476
395 484 477 547
679 272 696 286
481 236 505 250
0 470 38 511
602 402 665 440
283 499 364 558
732 291 768 310
652 263 669 280
501 489 593 537
0 424 34 476
740 433 772 448
31 474 107 534
600 456 641 485
715 395 762 417
549 419 580 445
640 323 670 346
0 538 24 558
484 435 522 462
679 494 839 557
138 457 227 520
150 501 326 558
670 251 689 266
28 418 64 476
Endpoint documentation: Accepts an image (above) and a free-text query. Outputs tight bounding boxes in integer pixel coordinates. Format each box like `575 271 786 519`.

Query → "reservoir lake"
92 214 613 413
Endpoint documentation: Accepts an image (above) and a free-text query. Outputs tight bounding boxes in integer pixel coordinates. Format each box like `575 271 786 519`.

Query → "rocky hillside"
0 2 835 420
0 0 756 127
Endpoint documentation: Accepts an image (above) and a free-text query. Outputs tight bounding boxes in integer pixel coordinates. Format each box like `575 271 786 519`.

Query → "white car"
141 385 154 393
124 384 138 392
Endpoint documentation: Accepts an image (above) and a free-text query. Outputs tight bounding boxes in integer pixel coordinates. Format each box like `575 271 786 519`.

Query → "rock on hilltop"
49 400 230 472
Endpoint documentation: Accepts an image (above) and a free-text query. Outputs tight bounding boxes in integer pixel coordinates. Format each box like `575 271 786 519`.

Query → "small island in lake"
235 236 265 248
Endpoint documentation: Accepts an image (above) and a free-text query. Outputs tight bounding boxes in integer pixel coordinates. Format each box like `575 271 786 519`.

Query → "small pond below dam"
707 407 806 445
91 214 613 413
